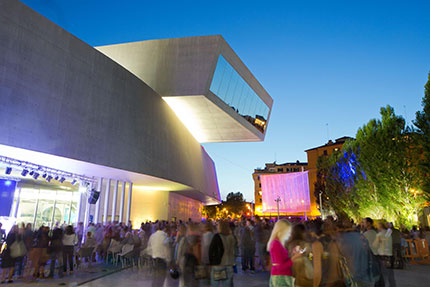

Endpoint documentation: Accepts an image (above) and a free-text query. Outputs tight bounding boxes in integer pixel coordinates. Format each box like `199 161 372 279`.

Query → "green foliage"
319 105 427 228
413 72 430 196
203 192 247 219
202 205 217 218
224 192 247 215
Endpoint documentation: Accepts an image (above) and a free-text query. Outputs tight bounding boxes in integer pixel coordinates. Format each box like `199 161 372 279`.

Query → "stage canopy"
261 171 311 214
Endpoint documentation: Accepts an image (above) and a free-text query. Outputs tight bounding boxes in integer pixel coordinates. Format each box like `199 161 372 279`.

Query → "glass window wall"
13 180 80 229
210 55 270 133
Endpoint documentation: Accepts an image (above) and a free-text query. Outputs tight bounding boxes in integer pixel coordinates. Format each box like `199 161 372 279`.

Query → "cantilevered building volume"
0 0 273 230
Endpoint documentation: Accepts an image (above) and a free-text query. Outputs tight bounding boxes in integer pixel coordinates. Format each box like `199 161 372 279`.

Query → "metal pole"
33 189 41 229
103 179 111 224
112 180 118 222
126 182 132 224
50 190 58 229
83 183 92 227
68 192 73 225
319 191 324 220
275 196 281 221
119 181 125 223
94 177 103 224
14 185 22 218
251 200 254 217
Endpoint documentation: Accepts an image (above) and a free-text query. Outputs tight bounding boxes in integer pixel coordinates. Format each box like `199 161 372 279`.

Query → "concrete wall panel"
0 0 219 203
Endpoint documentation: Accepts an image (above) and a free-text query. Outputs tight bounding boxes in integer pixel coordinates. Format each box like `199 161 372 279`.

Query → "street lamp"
275 196 281 220
319 190 324 220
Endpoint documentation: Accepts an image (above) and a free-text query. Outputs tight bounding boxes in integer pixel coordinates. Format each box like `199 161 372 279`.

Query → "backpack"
209 233 224 265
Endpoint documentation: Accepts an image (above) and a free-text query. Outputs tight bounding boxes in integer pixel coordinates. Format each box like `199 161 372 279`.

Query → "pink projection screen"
261 171 311 213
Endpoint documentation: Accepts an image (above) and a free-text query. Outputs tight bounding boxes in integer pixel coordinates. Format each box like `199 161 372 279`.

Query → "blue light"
4 180 12 186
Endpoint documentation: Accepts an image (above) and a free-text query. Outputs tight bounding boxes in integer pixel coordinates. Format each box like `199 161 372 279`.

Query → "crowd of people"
0 216 429 286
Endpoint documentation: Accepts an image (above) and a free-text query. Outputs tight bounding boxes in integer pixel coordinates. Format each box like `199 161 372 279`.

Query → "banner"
0 179 17 217
261 171 311 213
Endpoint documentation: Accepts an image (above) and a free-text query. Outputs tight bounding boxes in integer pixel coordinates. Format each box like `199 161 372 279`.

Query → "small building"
305 137 352 215
252 136 353 218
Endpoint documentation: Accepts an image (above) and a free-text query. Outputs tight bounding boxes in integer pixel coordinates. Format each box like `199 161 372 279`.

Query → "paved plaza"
4 263 430 287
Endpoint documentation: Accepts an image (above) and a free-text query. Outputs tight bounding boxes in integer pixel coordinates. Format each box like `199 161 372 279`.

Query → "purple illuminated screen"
261 171 311 213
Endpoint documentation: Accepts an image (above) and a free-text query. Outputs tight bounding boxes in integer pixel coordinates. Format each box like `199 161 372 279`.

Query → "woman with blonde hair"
267 220 302 287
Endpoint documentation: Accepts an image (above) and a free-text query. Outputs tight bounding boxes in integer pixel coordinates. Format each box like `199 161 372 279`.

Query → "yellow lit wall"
130 187 203 227
168 192 202 222
130 187 169 227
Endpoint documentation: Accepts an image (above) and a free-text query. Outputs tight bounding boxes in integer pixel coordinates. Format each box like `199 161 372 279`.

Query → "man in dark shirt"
239 219 255 272
253 218 268 271
48 224 64 278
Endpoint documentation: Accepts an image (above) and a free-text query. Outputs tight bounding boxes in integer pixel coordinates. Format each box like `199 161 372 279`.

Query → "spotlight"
29 171 34 176
46 175 53 182
42 173 47 178
5 180 12 186
55 176 59 181
59 177 66 183
33 172 40 180
5 167 12 175
21 169 29 176
71 179 77 185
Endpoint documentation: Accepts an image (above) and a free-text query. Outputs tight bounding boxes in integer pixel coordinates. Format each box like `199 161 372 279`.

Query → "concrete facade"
96 36 273 142
0 0 220 226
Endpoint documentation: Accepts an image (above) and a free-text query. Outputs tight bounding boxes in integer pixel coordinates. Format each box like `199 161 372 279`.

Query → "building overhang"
96 35 273 143
163 95 263 143
0 144 220 205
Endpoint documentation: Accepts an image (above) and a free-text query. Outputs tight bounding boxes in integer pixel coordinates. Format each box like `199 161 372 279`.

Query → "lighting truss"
0 155 95 185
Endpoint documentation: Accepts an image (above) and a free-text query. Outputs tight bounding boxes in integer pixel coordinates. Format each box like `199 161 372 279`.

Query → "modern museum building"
0 0 273 231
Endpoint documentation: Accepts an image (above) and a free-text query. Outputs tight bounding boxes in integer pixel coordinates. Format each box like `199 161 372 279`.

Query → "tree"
320 105 426 227
351 106 425 226
202 205 217 219
414 72 430 197
223 192 247 216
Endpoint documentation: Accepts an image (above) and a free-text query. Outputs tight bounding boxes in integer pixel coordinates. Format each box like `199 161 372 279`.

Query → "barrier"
404 239 430 264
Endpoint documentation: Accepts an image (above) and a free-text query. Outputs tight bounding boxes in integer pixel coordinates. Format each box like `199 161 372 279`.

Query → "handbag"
339 254 358 287
194 265 208 280
213 268 228 281
10 240 27 258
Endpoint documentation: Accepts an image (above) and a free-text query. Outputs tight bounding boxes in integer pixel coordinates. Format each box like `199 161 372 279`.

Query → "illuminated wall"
130 187 170 226
129 188 203 227
168 192 202 222
261 171 311 214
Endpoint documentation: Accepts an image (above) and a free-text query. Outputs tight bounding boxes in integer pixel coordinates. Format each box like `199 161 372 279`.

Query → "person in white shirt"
62 225 77 275
362 217 378 255
373 221 396 287
147 224 171 287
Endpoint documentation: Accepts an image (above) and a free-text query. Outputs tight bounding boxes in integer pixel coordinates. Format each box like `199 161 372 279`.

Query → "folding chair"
77 247 96 268
117 244 134 267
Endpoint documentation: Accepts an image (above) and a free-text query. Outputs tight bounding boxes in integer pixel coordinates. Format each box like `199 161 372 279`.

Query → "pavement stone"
3 263 430 287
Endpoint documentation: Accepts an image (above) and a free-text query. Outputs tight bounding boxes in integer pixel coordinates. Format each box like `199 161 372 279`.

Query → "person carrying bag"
209 221 236 287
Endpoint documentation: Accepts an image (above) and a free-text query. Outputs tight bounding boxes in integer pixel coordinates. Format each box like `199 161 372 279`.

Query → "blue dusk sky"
20 0 430 201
